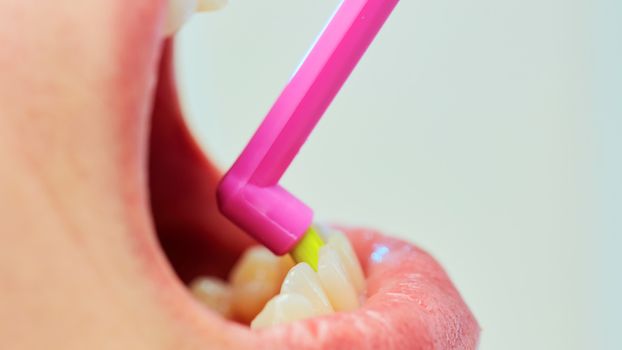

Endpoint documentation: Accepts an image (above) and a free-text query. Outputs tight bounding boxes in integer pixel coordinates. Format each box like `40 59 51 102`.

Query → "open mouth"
145 33 479 347
0 0 478 347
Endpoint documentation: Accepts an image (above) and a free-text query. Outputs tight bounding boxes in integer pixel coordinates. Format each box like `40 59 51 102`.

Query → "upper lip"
148 38 479 348
1 0 479 346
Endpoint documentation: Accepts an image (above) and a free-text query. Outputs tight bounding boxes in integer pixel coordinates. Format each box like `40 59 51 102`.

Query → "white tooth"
197 0 228 12
326 232 366 294
189 276 233 318
250 293 316 329
281 263 333 315
317 246 360 312
314 223 334 241
165 0 198 36
165 0 229 36
229 246 291 323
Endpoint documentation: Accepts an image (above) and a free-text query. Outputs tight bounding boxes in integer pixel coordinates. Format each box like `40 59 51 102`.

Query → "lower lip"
145 33 478 350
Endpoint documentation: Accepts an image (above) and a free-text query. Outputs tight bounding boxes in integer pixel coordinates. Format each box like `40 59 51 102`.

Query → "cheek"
0 0 166 180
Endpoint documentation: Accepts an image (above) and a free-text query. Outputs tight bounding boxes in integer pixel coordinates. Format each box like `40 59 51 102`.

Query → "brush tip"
290 226 324 270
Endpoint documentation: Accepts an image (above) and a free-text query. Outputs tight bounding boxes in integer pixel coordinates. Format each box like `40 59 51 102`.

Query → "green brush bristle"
290 226 324 271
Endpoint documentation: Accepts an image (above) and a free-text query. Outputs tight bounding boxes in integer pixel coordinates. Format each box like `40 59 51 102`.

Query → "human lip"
149 41 479 348
249 228 480 349
0 0 479 347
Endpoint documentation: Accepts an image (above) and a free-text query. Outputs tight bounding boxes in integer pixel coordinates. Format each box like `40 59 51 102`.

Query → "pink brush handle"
218 0 399 255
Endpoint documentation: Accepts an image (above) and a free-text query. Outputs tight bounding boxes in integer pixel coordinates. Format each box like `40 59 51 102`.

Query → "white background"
174 0 621 349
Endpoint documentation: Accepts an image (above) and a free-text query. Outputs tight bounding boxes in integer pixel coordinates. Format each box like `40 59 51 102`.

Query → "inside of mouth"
177 227 367 328
150 181 367 328
146 44 367 328
148 161 367 328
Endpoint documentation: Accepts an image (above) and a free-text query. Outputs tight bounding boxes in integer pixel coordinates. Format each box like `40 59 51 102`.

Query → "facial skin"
0 1 479 349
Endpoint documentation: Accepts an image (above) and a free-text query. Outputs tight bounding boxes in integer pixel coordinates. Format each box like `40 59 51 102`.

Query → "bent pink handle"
217 0 399 255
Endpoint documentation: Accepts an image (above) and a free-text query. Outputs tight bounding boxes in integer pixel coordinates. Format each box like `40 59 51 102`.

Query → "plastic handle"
217 0 399 255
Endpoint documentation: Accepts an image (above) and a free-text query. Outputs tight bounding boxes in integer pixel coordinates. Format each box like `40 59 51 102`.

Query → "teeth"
164 0 197 36
281 263 334 315
314 223 335 241
197 0 228 11
279 253 296 277
250 293 317 329
229 247 292 323
189 277 233 318
326 232 366 294
189 234 366 328
249 233 366 326
165 0 228 36
317 245 360 312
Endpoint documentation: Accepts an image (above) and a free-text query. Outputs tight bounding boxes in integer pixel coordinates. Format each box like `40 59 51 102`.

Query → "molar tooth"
229 246 291 323
317 246 360 312
250 293 317 330
189 276 233 318
326 231 366 294
278 253 296 278
281 263 333 315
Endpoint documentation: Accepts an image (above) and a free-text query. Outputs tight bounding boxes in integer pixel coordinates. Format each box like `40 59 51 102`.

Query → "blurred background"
173 1 621 349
